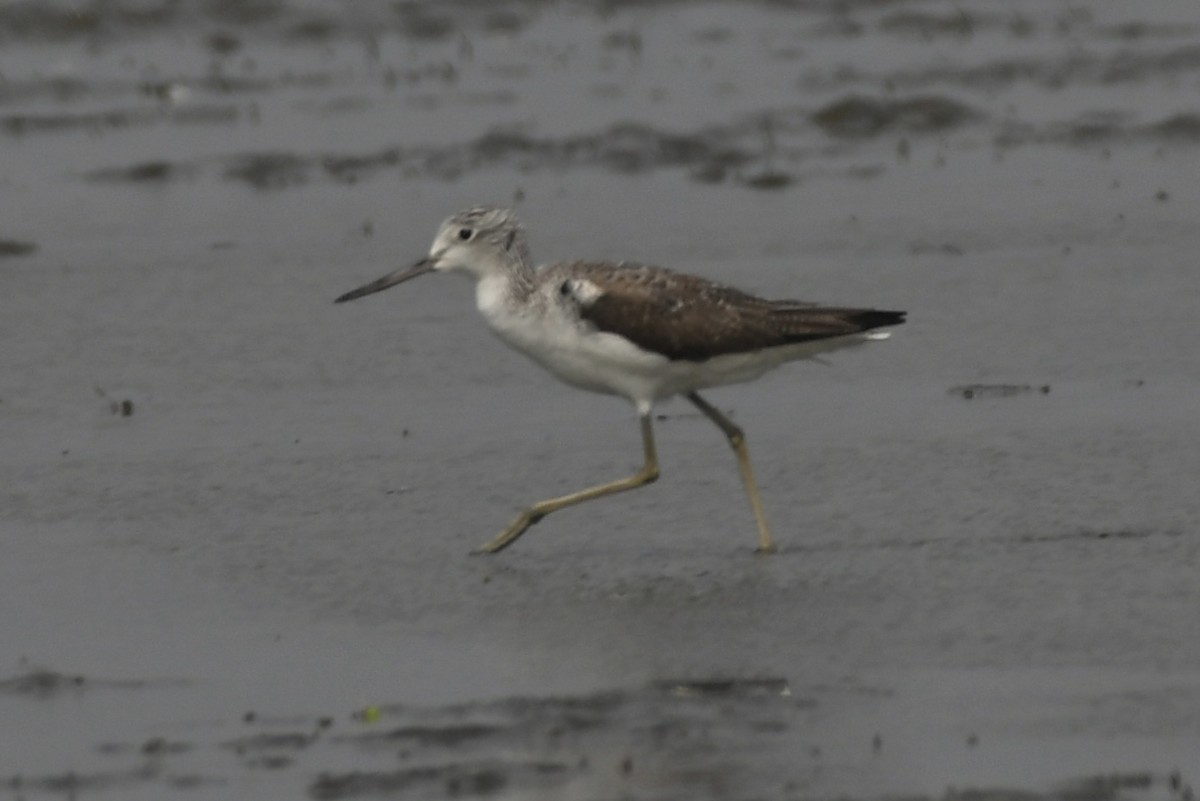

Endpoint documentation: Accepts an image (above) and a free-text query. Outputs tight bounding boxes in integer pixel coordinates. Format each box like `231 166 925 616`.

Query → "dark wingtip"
856 309 906 331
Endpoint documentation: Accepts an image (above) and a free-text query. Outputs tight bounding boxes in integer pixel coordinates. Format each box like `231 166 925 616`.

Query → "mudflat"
2 1 1198 799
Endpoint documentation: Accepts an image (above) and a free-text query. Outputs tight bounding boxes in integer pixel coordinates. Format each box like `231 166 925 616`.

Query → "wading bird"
336 207 904 554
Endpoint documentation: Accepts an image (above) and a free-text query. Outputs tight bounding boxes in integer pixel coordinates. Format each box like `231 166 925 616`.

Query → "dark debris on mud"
1 668 1195 801
313 678 805 799
950 383 1052 400
0 668 86 698
1 104 240 138
852 44 1200 94
997 111 1200 149
3 766 199 798
309 760 571 801
0 666 188 700
81 101 980 192
84 160 197 184
0 239 37 258
54 95 1200 192
813 95 978 138
4 0 1199 194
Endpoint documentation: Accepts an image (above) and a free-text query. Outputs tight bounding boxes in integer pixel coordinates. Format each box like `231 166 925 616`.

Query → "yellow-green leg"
474 413 660 554
686 392 776 554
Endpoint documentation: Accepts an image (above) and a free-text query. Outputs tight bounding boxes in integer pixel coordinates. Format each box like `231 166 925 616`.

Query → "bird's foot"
472 509 543 554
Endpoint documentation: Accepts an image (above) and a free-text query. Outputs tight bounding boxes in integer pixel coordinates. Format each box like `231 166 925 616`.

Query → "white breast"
476 275 671 404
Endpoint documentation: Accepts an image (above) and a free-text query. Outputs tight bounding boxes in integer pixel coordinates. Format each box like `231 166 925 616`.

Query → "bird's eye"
457 228 473 241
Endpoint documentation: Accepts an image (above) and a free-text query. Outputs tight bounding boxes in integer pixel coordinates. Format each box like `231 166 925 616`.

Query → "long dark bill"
334 257 436 304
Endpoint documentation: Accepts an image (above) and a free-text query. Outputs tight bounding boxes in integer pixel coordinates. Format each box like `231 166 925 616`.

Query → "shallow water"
3 1 1200 799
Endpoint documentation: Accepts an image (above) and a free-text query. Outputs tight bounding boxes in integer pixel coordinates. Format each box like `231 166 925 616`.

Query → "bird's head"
334 206 531 304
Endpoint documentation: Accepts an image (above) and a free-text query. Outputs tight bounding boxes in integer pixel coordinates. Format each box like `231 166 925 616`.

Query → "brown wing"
561 262 905 362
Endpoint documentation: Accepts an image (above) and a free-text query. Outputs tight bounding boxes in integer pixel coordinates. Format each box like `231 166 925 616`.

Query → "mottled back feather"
556 261 905 362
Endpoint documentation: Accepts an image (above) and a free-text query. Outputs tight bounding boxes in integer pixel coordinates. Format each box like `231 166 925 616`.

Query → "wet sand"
3 1 1200 798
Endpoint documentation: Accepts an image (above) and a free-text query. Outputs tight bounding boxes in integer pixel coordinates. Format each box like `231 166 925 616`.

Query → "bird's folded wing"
568 262 902 362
